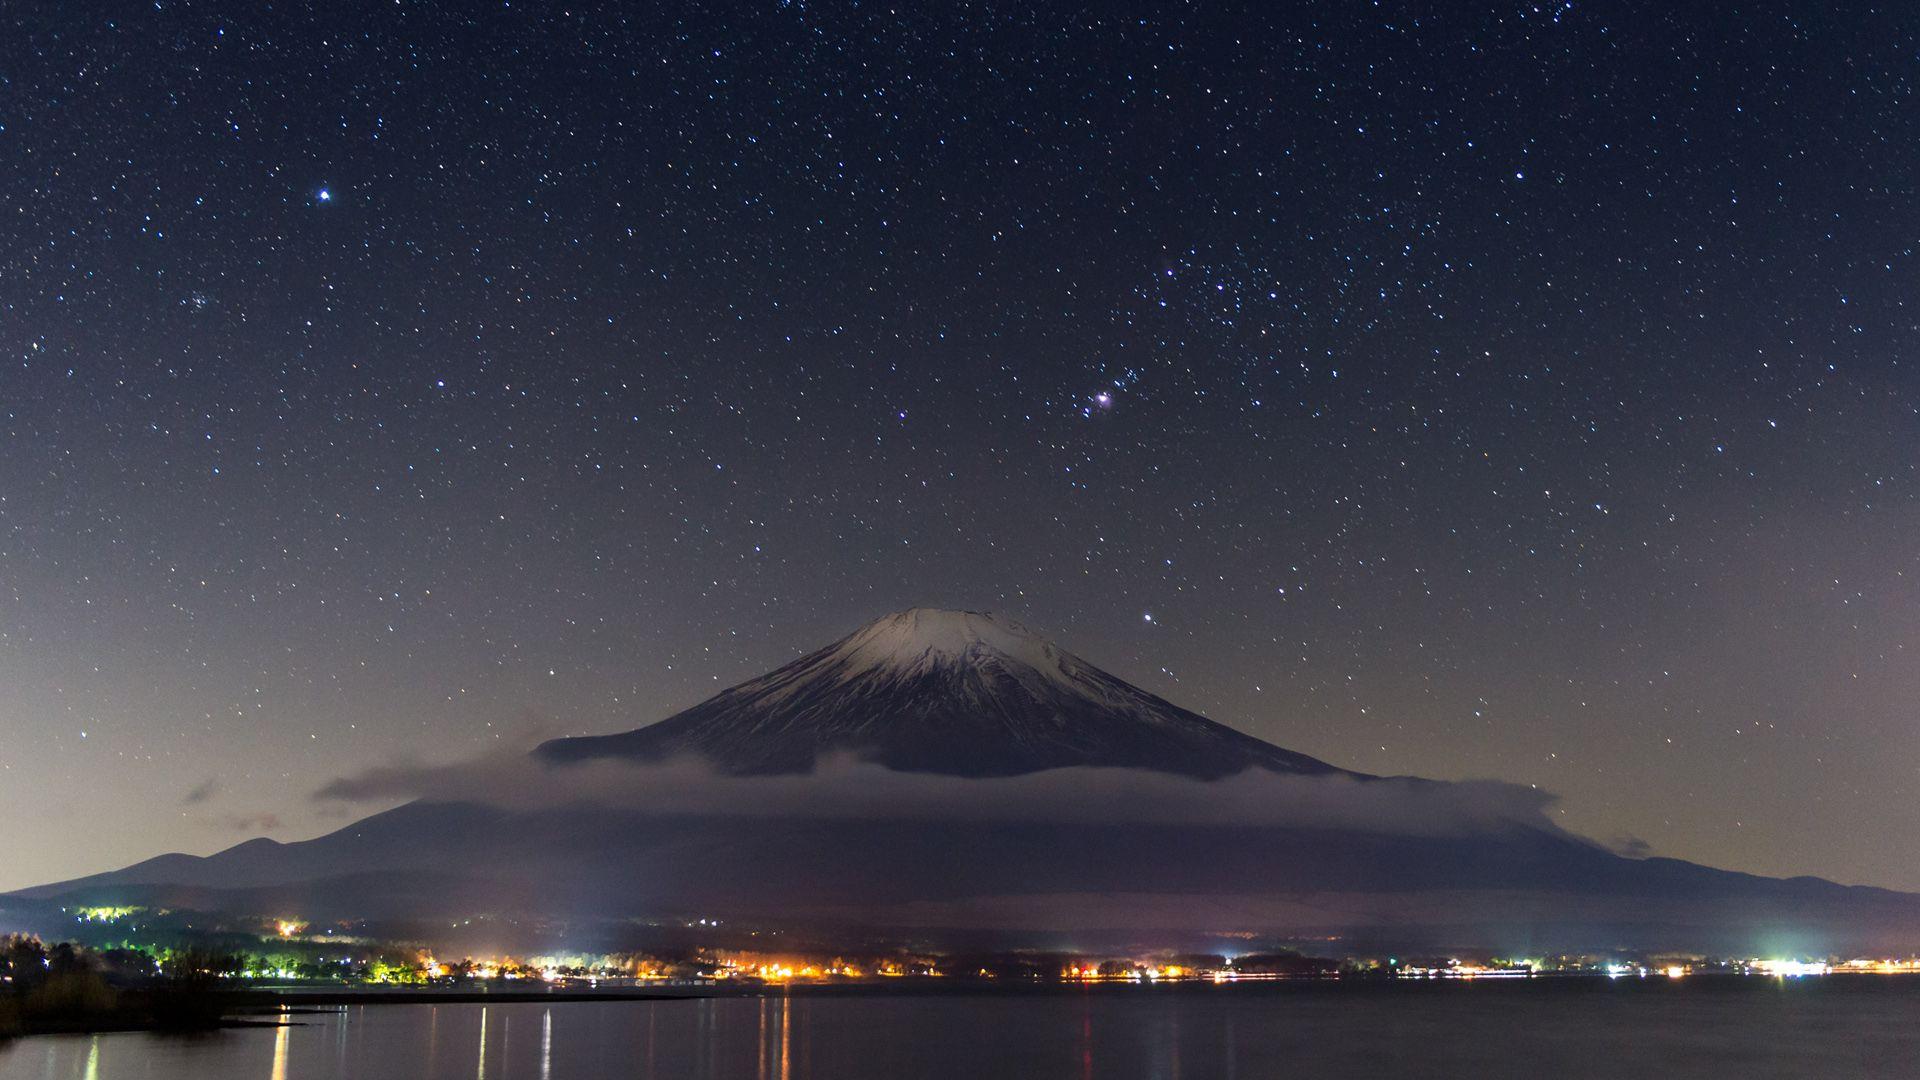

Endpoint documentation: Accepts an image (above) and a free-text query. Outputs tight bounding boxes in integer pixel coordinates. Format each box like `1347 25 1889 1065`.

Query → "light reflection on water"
4 980 1920 1080
539 1008 552 1080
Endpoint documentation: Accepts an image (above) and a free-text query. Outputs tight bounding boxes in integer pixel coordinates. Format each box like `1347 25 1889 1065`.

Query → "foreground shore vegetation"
0 935 239 1038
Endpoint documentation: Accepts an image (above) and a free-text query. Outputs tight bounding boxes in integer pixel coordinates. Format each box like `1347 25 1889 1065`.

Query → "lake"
4 977 1918 1079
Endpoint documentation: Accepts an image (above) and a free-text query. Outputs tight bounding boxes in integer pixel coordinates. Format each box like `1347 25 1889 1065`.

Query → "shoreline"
232 989 697 1007
9 972 1920 1043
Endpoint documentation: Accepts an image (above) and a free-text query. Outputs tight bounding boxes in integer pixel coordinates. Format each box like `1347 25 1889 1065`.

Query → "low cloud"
182 778 220 805
1606 835 1654 859
315 746 1580 843
219 812 283 832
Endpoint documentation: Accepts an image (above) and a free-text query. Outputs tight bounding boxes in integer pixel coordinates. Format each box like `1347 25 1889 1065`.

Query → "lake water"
4 978 1918 1079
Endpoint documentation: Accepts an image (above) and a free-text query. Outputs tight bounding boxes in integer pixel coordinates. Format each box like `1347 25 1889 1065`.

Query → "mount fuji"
537 608 1343 779
12 608 1920 955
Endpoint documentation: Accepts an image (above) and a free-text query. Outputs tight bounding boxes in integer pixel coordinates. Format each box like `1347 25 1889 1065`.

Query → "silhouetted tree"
2 936 48 992
150 947 240 1029
47 943 84 978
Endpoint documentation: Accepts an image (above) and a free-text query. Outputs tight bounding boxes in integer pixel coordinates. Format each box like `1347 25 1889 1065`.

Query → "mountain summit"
537 607 1345 779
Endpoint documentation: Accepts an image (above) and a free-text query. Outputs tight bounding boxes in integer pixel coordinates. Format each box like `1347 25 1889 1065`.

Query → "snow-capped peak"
830 608 1066 679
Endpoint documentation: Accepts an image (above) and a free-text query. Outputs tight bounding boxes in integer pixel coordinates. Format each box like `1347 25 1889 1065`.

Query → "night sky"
3 2 1918 893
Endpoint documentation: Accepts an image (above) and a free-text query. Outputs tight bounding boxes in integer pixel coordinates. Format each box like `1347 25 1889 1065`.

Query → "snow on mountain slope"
537 608 1348 778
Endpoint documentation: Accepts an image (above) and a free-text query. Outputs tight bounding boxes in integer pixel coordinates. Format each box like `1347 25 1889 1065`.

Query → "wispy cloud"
181 778 220 805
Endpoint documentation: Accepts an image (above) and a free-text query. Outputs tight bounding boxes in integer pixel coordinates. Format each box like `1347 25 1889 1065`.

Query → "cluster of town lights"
45 907 1920 987
1392 957 1920 980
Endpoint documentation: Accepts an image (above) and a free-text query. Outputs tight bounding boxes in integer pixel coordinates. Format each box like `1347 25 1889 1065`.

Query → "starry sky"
3 1 1918 893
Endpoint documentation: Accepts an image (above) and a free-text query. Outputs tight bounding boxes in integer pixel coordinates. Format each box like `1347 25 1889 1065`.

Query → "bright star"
316 188 332 202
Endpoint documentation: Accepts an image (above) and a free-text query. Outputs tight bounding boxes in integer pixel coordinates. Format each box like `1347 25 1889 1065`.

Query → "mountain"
14 608 1920 956
537 608 1344 778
